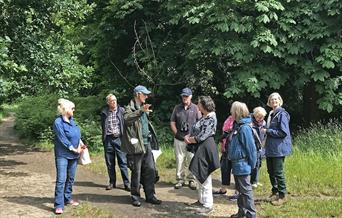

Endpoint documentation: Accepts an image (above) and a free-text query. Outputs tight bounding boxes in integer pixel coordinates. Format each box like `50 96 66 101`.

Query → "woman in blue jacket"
53 98 84 214
262 92 292 205
228 101 257 218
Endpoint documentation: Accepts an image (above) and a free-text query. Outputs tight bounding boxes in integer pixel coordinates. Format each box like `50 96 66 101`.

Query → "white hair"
106 94 117 103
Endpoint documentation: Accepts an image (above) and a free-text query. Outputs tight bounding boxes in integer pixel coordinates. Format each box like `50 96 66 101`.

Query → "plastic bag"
78 147 92 165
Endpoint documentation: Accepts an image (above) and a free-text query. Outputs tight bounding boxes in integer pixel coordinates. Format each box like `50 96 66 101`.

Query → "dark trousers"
234 175 256 218
220 152 232 186
266 156 286 196
250 150 262 184
128 143 156 201
104 135 130 187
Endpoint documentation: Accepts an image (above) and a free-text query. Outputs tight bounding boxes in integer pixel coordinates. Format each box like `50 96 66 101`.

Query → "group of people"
52 85 292 218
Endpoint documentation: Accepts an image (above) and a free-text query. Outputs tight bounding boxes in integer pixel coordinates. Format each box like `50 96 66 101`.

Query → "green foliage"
294 120 342 155
0 0 94 100
15 94 104 152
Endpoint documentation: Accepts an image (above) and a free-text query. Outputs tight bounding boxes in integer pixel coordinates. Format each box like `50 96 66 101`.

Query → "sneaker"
257 182 263 187
174 181 184 189
66 200 79 207
195 206 213 215
188 181 197 190
251 183 258 189
228 194 238 201
105 183 115 190
55 208 63 215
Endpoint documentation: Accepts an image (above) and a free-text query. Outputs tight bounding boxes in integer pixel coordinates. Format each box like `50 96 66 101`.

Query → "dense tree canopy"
1 0 341 125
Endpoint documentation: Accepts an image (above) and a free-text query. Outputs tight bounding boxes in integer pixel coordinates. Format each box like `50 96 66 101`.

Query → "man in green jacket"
122 85 161 207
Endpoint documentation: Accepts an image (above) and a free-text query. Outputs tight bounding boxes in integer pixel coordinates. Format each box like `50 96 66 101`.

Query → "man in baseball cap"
122 85 161 207
170 87 201 190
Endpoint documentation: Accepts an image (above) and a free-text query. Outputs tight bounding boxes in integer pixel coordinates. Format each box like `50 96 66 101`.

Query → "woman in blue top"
228 101 257 218
53 98 84 214
262 92 292 206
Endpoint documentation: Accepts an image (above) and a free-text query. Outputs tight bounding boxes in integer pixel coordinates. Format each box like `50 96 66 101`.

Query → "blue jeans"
104 135 129 187
54 157 78 209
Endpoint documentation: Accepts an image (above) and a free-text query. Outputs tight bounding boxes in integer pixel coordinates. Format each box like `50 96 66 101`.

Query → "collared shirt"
170 102 201 139
106 108 121 137
53 116 81 159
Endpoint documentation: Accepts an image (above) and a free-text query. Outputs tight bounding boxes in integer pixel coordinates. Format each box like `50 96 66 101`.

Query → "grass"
70 202 119 218
254 151 342 198
258 198 342 218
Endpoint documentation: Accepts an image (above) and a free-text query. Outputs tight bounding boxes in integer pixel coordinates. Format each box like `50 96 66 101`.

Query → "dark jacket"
121 100 159 154
100 105 125 142
189 136 220 184
265 107 292 157
228 117 257 176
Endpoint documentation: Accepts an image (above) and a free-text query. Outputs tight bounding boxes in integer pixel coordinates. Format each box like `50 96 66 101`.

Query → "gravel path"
0 115 237 217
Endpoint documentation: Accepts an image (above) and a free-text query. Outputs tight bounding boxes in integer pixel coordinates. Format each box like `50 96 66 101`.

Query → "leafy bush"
15 94 105 152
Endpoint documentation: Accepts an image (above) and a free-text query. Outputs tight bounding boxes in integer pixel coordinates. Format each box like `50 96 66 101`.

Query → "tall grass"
294 120 342 156
254 120 342 217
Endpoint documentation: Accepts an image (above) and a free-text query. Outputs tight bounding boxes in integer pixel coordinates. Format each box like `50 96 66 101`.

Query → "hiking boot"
188 181 197 190
271 195 287 206
146 197 162 205
269 193 278 201
174 181 184 189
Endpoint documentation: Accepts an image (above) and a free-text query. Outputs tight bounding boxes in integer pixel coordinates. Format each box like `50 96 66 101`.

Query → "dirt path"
0 115 237 217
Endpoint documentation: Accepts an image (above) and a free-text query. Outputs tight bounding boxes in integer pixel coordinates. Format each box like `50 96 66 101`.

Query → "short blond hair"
253 106 267 117
57 98 75 116
267 92 283 107
230 101 249 121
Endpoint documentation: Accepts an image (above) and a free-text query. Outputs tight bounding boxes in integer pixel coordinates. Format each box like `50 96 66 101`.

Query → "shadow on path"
4 196 54 213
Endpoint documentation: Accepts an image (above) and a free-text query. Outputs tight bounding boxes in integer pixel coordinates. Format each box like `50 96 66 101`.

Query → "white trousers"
195 175 213 208
174 138 195 182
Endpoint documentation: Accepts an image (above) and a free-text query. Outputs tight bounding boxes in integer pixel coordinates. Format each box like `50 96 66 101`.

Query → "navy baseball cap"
180 87 192 96
134 85 151 95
